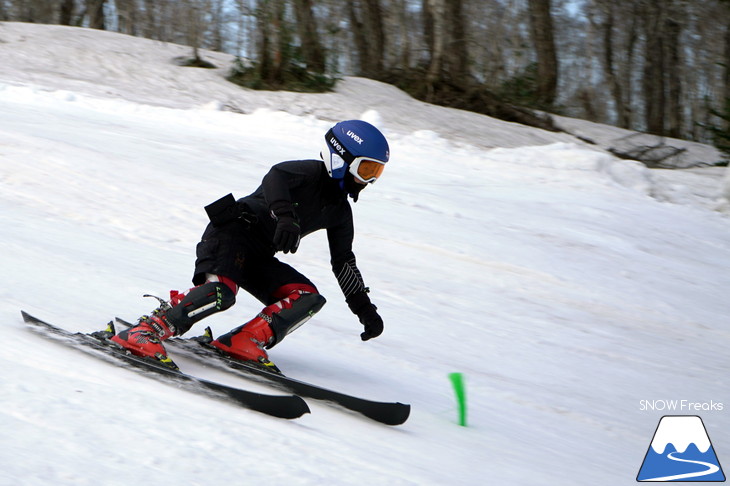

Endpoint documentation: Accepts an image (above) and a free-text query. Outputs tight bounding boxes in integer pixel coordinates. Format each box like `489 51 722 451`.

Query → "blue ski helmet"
321 120 390 183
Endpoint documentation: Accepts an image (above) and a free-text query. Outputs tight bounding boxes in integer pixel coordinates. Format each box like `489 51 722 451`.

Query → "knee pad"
167 281 236 335
267 292 326 347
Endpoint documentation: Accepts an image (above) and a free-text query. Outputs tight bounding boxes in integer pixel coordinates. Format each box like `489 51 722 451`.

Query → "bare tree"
446 0 468 81
317 0 353 75
183 0 207 61
140 0 158 39
392 0 414 70
87 0 106 29
14 0 55 23
59 0 74 25
115 0 140 35
664 12 682 138
423 0 446 94
292 0 325 73
722 0 730 131
591 1 623 126
232 0 256 58
586 0 639 128
346 0 386 77
255 0 290 84
423 0 469 88
640 0 684 137
209 0 226 52
472 1 510 87
619 2 640 129
527 0 558 106
364 0 386 73
642 0 665 135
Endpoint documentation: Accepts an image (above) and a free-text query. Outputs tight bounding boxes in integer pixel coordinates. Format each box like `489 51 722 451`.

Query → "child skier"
112 120 390 370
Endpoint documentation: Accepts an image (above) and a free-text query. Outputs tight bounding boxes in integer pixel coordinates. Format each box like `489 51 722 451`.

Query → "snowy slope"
1 22 729 486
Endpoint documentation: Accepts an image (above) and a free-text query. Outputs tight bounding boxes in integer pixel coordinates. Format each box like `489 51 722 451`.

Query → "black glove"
346 291 384 341
273 215 300 253
270 201 300 254
357 304 384 341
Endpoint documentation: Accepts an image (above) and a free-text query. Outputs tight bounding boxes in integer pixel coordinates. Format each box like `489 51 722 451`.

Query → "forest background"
3 0 729 162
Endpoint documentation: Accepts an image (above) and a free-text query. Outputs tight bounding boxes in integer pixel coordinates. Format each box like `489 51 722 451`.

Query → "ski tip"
295 399 312 418
371 403 411 426
352 402 411 426
388 403 411 426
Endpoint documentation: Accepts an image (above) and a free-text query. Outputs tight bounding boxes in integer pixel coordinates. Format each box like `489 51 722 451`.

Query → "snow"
1 22 729 486
650 416 711 454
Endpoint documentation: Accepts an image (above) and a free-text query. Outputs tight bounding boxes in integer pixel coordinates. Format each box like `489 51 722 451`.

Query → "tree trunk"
597 3 627 128
480 2 507 87
257 1 273 82
665 14 682 138
724 3 730 131
527 0 558 107
142 0 157 39
395 0 412 69
423 0 446 99
620 3 640 129
185 0 206 61
20 0 55 23
274 0 290 80
209 0 225 52
346 0 368 75
88 0 106 30
293 0 326 73
444 0 468 84
257 0 288 85
59 0 74 25
364 0 386 74
347 0 386 77
642 0 665 135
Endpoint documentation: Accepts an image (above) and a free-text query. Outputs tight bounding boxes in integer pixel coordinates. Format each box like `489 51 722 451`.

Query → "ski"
21 311 310 419
117 318 411 426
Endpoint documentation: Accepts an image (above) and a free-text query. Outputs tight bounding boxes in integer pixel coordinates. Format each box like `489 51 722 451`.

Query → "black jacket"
240 160 369 303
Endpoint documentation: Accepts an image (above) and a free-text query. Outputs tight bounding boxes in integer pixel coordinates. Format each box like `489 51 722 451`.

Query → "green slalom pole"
449 372 467 426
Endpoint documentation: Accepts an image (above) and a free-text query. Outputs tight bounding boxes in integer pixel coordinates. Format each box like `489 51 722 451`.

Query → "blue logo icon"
637 415 725 482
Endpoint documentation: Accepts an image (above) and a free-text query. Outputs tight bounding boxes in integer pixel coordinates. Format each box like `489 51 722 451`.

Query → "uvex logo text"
347 130 364 144
329 137 346 155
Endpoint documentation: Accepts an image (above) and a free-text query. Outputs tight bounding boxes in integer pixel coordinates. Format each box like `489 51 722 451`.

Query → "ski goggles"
349 156 386 184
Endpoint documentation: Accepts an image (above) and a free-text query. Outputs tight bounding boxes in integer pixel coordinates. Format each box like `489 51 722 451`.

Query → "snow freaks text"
639 400 724 412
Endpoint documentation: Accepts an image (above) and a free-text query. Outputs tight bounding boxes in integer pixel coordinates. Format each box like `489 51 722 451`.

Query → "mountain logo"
637 415 726 482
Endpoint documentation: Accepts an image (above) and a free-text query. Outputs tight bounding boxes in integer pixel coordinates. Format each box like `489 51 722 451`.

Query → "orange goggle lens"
354 158 386 182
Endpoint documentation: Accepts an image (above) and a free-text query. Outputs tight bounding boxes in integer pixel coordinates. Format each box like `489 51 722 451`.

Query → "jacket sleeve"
328 207 373 314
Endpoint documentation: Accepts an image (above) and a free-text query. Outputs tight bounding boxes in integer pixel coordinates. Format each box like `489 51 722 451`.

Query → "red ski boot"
211 315 276 367
113 279 237 367
211 286 326 371
111 313 176 367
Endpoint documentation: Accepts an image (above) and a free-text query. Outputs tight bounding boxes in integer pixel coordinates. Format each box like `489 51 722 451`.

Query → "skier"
112 120 390 370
